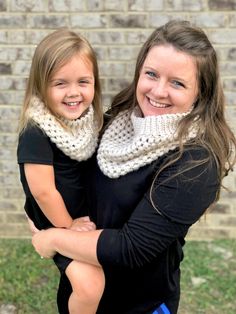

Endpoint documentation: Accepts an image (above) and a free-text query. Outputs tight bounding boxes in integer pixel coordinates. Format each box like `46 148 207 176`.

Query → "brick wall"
0 0 235 239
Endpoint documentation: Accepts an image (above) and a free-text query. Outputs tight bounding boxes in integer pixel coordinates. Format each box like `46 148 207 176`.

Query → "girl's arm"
25 163 73 228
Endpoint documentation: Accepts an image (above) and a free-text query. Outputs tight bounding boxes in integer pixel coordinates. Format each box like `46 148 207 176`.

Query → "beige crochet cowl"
97 106 198 178
27 96 99 161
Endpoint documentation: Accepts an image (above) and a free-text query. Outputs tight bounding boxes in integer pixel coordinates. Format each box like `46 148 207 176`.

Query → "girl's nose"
66 85 81 98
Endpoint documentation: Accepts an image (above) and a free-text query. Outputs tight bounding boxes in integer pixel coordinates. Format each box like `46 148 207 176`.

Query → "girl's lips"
64 101 81 107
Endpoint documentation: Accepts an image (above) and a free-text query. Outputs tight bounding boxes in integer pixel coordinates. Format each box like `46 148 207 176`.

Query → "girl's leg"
65 260 105 314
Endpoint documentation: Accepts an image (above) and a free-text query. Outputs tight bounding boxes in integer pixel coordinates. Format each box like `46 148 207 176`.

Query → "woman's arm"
32 227 103 266
96 149 219 269
32 148 219 269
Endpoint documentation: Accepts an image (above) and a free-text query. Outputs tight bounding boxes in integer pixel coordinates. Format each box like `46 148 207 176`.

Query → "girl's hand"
32 228 57 258
70 216 96 232
26 214 40 234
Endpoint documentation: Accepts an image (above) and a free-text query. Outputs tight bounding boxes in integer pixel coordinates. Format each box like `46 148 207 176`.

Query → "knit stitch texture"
27 96 98 161
97 107 198 178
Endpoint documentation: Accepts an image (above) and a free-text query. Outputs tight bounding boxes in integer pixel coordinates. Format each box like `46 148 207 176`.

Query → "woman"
32 20 236 314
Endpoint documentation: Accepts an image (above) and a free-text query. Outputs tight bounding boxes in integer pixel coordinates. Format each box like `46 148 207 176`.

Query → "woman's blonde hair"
106 20 236 201
19 28 103 133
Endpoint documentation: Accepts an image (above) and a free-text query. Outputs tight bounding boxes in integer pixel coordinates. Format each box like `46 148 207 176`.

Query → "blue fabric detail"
152 303 171 314
160 303 171 314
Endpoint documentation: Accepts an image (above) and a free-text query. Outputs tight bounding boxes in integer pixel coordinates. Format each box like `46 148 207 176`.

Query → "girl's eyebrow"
50 75 94 82
78 76 94 80
49 78 66 83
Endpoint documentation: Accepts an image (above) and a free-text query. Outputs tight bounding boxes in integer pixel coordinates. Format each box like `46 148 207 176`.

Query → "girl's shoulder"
19 123 48 140
18 123 51 149
17 123 53 164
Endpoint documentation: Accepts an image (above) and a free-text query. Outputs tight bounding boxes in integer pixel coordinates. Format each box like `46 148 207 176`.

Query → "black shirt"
17 125 87 229
85 146 219 314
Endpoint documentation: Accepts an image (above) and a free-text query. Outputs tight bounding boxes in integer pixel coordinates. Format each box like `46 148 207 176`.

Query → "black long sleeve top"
86 146 219 314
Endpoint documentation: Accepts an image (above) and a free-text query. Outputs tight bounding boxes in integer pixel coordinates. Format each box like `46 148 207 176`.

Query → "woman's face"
46 53 95 120
136 44 198 116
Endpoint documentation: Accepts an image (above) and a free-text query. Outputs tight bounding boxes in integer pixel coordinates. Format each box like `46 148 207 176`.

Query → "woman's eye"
146 71 156 78
172 80 184 88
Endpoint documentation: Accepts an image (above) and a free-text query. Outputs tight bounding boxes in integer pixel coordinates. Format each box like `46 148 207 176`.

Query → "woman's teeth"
149 99 168 108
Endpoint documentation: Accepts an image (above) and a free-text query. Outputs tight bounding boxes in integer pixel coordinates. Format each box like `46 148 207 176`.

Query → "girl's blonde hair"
106 20 236 201
19 29 103 133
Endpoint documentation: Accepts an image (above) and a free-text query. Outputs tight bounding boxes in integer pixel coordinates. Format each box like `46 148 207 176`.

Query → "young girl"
17 29 105 314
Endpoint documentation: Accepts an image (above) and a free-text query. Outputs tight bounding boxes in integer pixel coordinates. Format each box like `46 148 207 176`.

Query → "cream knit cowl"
97 107 198 178
27 96 99 161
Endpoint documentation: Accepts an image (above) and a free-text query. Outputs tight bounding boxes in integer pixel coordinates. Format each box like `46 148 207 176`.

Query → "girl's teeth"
66 102 78 106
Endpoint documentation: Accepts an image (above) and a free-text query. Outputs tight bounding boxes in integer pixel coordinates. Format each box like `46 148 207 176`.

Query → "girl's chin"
61 113 83 120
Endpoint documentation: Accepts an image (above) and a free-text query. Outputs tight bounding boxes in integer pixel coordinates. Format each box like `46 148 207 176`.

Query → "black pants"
57 274 71 314
56 274 180 314
164 293 180 314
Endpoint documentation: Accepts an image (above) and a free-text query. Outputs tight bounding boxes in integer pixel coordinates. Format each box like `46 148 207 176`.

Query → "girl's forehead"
52 53 93 74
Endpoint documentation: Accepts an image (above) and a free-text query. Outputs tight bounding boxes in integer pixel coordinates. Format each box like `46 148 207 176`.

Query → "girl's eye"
53 81 65 87
79 80 89 84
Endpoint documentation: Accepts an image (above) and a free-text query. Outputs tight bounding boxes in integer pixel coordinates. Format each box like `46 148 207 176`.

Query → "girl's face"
136 45 198 116
46 53 95 120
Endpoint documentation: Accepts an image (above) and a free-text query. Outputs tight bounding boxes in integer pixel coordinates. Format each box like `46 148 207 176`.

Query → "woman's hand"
31 216 96 259
70 216 96 231
32 227 102 265
32 228 57 258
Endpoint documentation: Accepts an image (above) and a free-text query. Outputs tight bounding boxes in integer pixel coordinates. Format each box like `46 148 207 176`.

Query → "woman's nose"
152 80 168 98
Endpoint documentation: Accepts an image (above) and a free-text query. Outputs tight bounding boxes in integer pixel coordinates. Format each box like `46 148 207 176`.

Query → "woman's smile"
148 97 171 109
136 44 198 116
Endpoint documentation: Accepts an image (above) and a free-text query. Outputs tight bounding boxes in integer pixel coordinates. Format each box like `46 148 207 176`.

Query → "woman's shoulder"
181 144 212 160
156 144 215 168
154 144 218 185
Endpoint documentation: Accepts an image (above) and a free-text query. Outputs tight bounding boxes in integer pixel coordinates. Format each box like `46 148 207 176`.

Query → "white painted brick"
0 1 235 239
9 0 47 12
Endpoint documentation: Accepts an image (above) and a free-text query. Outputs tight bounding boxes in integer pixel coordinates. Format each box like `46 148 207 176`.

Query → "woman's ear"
193 99 198 108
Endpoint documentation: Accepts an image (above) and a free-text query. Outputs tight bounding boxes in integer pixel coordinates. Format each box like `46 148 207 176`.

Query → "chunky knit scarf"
97 107 198 178
27 96 98 161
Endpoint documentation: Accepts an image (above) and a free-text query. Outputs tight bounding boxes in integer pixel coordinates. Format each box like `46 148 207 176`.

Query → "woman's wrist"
47 227 64 253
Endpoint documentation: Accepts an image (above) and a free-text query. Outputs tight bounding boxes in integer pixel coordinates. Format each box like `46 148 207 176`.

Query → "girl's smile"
46 53 95 120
